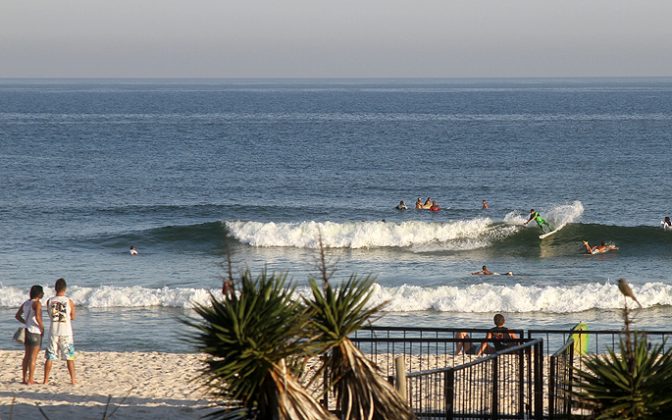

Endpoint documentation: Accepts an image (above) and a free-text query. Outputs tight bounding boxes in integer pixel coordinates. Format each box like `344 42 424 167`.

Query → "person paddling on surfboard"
582 240 618 254
524 209 551 232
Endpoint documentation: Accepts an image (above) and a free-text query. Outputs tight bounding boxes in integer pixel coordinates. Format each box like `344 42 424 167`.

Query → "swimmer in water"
662 216 672 230
423 197 433 209
472 265 494 275
415 197 423 209
129 246 138 256
396 200 408 210
482 200 489 209
472 265 513 276
429 201 440 211
582 240 618 255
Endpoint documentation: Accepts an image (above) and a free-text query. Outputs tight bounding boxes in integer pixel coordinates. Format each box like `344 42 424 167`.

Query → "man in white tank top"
44 278 77 385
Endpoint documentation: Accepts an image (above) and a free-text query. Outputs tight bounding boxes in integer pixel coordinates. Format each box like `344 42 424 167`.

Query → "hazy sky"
2 0 672 78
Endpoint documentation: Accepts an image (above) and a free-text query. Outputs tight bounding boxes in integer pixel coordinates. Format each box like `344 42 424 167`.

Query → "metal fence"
307 326 672 419
405 338 544 419
548 336 574 419
351 326 525 378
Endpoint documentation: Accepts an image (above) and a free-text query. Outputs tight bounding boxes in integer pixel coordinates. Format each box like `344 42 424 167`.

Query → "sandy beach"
0 351 216 419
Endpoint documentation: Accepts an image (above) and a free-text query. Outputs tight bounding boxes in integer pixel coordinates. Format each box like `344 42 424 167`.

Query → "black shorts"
25 331 42 347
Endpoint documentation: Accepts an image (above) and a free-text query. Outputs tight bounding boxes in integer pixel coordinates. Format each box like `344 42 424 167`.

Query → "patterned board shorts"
46 335 76 361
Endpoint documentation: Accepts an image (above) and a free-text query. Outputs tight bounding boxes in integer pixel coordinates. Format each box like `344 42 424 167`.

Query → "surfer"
471 265 513 276
662 216 672 230
415 197 423 209
582 240 618 255
129 245 138 256
524 209 551 232
472 265 494 275
482 200 489 209
396 200 408 210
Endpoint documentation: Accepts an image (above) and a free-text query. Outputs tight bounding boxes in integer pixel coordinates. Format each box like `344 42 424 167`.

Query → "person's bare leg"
43 360 53 384
27 346 40 384
582 241 593 254
455 331 471 355
22 345 30 384
66 360 77 384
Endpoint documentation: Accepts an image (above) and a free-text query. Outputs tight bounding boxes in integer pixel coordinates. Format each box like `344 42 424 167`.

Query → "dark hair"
55 278 67 292
482 265 487 270
29 285 44 299
494 313 506 326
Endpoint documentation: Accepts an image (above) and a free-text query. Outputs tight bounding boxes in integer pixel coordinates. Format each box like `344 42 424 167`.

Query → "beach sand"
0 350 216 419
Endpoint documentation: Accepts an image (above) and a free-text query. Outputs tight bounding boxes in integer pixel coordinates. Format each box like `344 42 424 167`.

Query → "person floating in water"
482 200 489 209
129 245 138 256
582 240 619 255
471 265 513 276
396 200 407 210
423 197 433 209
662 216 672 230
415 197 423 209
524 209 551 232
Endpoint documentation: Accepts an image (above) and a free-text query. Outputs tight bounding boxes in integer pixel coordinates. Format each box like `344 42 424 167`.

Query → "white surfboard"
538 223 566 239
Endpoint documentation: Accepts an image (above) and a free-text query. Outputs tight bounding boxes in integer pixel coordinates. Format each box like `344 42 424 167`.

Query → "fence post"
492 357 498 419
549 355 556 419
535 340 544 420
394 356 407 400
445 369 454 420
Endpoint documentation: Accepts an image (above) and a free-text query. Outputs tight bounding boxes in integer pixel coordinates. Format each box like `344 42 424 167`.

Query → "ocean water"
1 78 671 352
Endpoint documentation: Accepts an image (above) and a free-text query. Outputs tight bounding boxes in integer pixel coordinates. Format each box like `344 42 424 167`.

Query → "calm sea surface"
1 78 671 352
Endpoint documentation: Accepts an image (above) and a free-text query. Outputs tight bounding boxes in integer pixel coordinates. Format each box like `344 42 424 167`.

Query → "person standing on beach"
15 285 45 385
43 278 77 385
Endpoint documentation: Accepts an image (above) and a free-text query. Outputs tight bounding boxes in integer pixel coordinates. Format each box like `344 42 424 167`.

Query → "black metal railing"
548 336 574 419
404 338 544 419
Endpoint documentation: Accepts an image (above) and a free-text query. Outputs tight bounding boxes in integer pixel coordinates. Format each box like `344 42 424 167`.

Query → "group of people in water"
395 197 441 211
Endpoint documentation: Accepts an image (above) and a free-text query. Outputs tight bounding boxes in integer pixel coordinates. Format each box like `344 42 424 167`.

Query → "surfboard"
538 223 566 239
570 322 590 355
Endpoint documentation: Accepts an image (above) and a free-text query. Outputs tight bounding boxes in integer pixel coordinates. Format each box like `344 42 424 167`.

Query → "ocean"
1 78 671 352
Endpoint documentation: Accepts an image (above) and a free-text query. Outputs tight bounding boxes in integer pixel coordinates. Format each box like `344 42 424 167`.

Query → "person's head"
482 265 488 270
55 278 67 293
529 209 535 213
494 313 506 327
666 217 671 223
130 245 135 250
399 201 405 205
29 285 44 300
600 241 606 246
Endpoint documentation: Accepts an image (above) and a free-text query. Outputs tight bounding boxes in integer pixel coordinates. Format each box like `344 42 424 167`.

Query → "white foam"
2 280 670 312
507 201 584 229
225 219 518 250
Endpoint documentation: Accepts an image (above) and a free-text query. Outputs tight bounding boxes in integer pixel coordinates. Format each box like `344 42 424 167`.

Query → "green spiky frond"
306 275 416 420
185 270 333 419
574 335 672 419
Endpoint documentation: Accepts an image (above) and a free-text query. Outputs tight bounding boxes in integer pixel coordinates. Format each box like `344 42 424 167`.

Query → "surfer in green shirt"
524 209 551 232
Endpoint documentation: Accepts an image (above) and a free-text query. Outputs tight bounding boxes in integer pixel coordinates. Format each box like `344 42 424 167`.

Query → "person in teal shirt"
524 209 551 231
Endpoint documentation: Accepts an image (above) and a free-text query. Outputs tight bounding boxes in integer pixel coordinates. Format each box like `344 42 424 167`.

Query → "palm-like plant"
305 275 415 420
186 270 334 420
574 295 672 419
574 336 672 419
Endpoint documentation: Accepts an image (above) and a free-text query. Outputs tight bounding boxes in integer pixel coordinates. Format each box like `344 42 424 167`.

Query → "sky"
2 0 672 78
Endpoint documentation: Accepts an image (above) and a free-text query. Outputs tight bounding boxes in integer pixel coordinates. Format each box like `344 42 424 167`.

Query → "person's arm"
476 332 492 356
15 305 25 324
33 300 44 334
69 299 76 320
